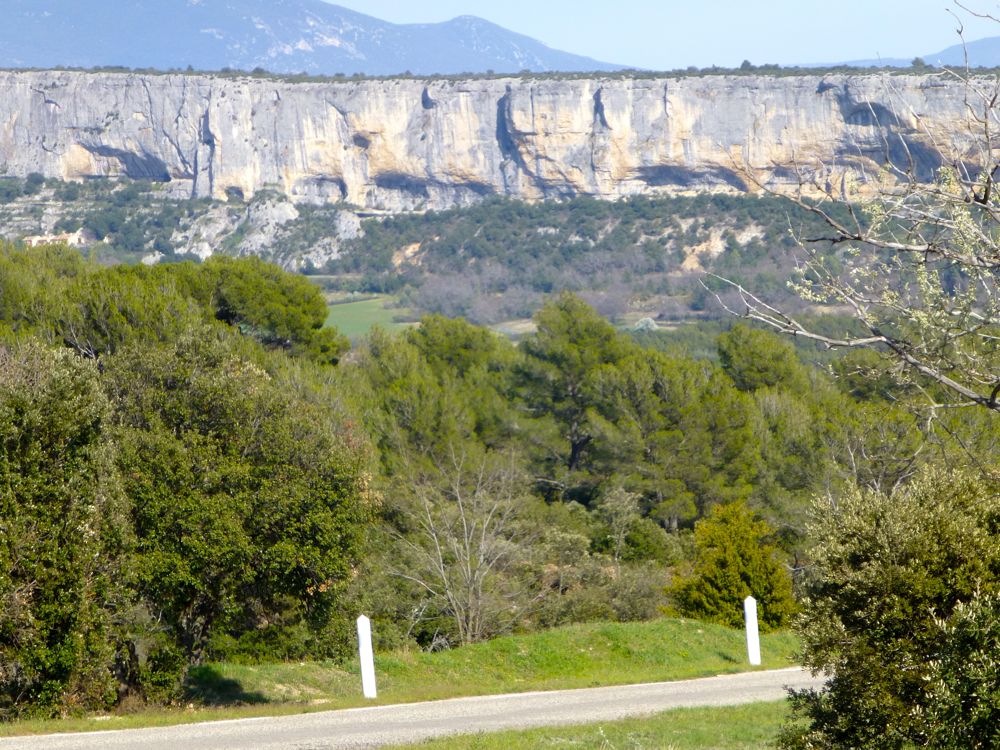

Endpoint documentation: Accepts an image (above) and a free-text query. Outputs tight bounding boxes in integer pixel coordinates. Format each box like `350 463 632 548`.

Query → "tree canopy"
0 245 371 715
1 239 990 720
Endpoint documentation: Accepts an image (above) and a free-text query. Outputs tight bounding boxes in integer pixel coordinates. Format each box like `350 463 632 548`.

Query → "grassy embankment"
388 700 794 749
3 618 798 736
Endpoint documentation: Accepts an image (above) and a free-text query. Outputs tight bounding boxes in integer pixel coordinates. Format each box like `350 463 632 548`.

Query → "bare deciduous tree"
393 448 534 645
595 486 640 573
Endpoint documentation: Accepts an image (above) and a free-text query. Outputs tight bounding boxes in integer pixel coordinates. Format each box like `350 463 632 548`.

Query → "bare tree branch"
709 17 1000 414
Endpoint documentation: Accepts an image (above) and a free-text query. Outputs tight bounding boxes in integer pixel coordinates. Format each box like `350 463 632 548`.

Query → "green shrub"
138 642 188 705
0 343 129 717
668 501 795 632
779 470 1000 749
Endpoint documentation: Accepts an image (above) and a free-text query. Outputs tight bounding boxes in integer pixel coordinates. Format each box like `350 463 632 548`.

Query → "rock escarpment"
0 71 975 211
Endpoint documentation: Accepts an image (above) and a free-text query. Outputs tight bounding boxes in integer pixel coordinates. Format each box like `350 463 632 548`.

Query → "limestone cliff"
0 71 975 211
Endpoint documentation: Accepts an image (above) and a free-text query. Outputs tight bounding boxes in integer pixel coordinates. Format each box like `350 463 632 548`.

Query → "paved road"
1 668 823 750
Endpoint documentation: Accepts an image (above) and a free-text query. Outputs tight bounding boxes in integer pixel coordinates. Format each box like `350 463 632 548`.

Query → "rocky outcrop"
0 71 977 211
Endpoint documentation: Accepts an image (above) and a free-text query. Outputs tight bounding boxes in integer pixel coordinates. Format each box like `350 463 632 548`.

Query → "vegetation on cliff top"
0 60 974 82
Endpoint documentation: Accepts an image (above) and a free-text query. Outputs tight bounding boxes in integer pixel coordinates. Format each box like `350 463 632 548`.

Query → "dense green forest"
3 241 994 720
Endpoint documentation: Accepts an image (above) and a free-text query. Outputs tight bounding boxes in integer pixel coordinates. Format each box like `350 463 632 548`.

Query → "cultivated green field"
389 700 793 749
325 295 414 339
3 618 799 736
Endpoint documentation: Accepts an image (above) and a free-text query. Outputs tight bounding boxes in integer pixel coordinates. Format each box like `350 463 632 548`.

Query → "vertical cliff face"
0 71 975 211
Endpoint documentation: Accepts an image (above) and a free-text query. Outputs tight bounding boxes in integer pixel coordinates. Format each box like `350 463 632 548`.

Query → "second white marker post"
744 596 761 666
357 614 377 698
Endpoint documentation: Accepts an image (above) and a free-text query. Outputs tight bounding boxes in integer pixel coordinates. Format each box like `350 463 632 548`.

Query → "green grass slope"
4 618 799 736
191 618 799 706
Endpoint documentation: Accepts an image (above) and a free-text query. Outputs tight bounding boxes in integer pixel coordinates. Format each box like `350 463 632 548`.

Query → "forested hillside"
0 176 853 325
318 193 850 324
2 242 992 719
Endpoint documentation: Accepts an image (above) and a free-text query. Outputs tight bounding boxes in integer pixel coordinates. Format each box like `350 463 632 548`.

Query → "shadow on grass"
184 666 270 706
716 651 739 664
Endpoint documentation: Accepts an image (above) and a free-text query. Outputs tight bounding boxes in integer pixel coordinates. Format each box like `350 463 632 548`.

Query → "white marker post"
744 596 761 666
357 615 377 698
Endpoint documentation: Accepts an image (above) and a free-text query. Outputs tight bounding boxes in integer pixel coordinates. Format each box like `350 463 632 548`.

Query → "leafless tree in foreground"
393 448 534 646
710 12 1000 414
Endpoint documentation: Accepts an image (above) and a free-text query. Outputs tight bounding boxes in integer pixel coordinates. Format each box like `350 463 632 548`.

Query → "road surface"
1 667 823 750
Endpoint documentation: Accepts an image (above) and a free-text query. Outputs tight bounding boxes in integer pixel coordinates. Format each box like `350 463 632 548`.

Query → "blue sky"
330 1 1000 70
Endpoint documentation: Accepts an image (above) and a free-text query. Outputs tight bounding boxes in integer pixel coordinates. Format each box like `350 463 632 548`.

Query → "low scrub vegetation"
0 177 856 325
317 193 850 325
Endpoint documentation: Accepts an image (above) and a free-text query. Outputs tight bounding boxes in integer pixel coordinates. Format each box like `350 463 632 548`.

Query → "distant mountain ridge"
922 35 1000 67
820 35 1000 69
1 0 622 75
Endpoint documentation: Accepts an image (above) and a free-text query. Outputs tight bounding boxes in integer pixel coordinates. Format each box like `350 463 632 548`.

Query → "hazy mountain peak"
1 0 622 75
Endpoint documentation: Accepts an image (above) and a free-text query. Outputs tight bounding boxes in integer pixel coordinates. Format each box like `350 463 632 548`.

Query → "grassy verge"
387 700 793 749
325 295 413 339
364 618 798 701
2 618 799 736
